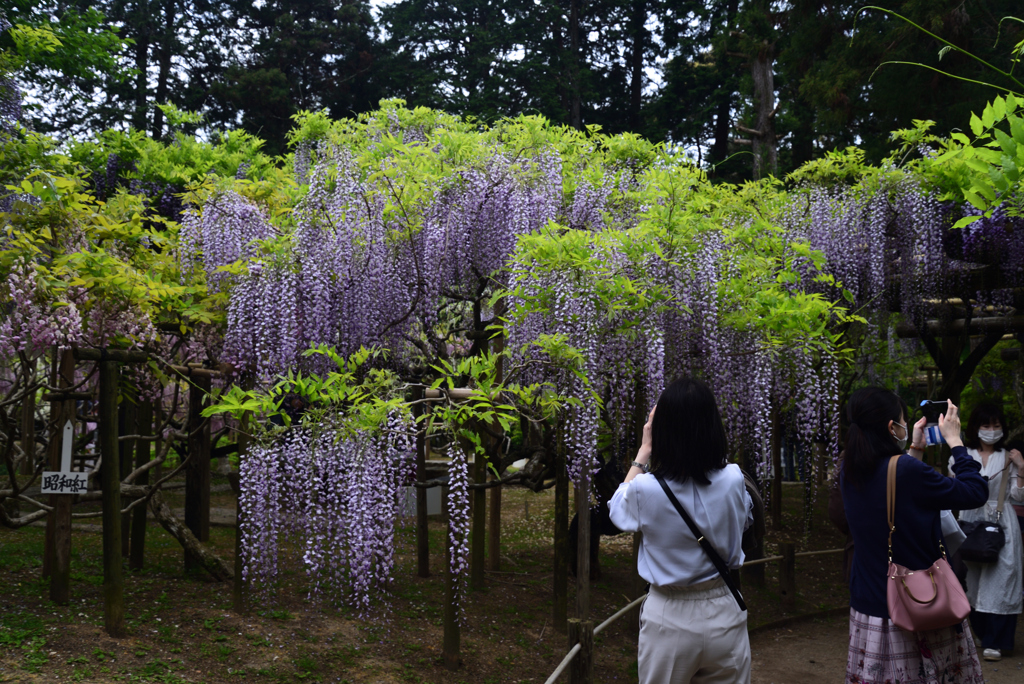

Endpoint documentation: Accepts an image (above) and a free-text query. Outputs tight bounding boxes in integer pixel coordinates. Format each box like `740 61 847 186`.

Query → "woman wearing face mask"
842 388 987 683
950 403 1024 661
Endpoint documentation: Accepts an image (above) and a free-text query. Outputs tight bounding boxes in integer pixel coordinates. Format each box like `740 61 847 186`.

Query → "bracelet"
910 443 926 451
630 460 650 473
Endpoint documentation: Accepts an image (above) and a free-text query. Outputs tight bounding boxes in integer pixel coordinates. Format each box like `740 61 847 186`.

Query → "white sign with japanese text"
40 420 89 494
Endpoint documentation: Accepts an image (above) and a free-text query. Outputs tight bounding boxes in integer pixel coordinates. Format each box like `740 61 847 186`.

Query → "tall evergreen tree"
777 0 1024 166
378 0 536 122
653 0 1023 179
210 0 380 155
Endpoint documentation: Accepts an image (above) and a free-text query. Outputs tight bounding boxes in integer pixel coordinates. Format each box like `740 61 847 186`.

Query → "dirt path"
750 613 1024 683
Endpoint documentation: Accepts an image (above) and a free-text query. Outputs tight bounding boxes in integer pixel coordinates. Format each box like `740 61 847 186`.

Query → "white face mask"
978 428 1003 445
892 422 908 451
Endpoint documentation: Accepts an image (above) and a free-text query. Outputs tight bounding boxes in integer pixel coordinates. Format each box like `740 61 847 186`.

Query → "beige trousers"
638 578 751 684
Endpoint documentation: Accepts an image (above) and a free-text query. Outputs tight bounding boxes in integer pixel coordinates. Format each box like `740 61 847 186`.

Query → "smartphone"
920 399 950 416
919 400 948 446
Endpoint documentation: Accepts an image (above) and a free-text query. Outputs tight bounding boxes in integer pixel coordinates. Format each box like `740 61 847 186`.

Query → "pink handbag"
885 455 971 632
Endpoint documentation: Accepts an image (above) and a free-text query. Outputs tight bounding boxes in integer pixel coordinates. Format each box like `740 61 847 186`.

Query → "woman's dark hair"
964 402 1007 450
842 387 907 487
649 377 727 485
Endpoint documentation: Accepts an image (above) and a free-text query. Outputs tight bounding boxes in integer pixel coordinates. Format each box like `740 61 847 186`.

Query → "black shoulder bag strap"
654 472 747 611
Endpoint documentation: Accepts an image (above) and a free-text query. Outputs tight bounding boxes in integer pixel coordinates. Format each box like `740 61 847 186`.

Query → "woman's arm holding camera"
624 405 655 485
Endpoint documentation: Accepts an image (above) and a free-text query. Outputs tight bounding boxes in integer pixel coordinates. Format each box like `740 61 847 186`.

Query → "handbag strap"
995 458 1011 520
653 473 747 611
886 455 899 561
887 454 947 561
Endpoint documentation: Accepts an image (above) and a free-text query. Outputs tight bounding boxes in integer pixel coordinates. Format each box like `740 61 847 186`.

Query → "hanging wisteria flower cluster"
179 190 278 292
444 441 470 622
195 129 563 383
238 413 415 613
782 171 966 324
0 260 83 359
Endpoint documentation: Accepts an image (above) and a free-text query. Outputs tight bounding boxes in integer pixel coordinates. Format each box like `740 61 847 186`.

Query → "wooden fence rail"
543 546 845 684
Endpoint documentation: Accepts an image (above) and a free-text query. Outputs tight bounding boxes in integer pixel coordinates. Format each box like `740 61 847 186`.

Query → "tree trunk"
749 41 777 180
569 0 582 129
118 397 136 558
150 491 233 581
553 435 569 633
99 360 127 638
770 409 782 530
185 373 212 572
575 476 591 621
129 400 153 571
709 0 740 167
132 29 149 132
628 0 647 130
470 449 486 589
150 0 176 138
20 381 34 476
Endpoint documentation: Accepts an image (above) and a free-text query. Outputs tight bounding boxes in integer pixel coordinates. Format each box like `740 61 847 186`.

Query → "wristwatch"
631 460 650 473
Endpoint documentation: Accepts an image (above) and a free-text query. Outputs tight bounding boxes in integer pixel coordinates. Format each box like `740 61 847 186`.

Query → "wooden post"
487 480 501 572
553 435 569 633
47 349 76 602
99 359 126 637
470 447 486 590
487 314 504 572
118 397 136 557
568 619 594 684
415 388 430 578
779 541 796 612
128 400 152 571
185 373 211 572
442 484 460 670
12 383 35 520
574 474 591 621
770 409 782 530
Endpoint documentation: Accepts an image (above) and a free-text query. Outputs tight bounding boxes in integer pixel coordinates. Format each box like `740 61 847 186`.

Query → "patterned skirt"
846 609 985 684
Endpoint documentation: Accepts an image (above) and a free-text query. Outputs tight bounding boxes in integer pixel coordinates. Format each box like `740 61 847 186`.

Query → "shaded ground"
2 479 852 683
750 611 1024 683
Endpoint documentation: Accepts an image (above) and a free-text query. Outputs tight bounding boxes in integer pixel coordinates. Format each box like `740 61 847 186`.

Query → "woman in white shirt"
950 402 1024 662
609 377 753 684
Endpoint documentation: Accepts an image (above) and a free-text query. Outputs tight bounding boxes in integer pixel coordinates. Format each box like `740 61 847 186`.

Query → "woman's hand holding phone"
637 405 655 465
937 400 963 448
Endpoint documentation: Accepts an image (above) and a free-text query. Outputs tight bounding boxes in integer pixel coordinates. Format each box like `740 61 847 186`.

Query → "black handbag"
957 461 1010 564
653 472 747 611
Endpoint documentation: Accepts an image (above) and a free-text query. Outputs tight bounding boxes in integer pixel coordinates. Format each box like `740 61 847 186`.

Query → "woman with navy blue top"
841 387 988 684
